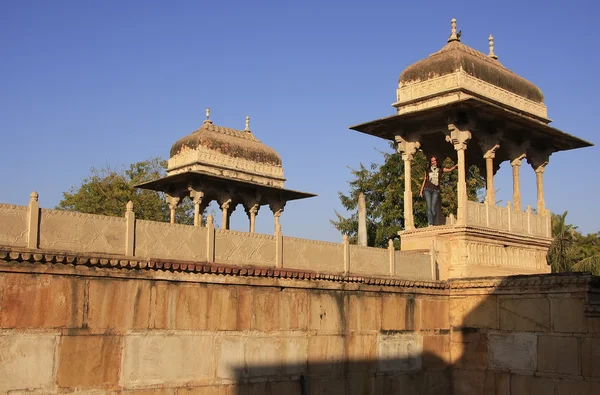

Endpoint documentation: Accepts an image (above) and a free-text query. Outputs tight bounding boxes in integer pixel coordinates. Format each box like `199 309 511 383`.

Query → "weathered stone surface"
280 336 307 375
216 336 245 380
381 295 411 331
0 274 84 328
244 337 281 377
377 333 423 372
309 292 345 333
423 335 451 367
450 330 488 369
0 334 56 392
57 335 122 388
488 332 537 371
178 386 233 395
581 337 600 377
149 283 208 330
552 297 587 333
348 294 381 332
424 371 452 395
279 289 309 331
510 374 555 395
449 295 498 329
122 334 213 386
347 335 377 373
537 335 579 375
452 369 485 395
419 298 449 330
555 380 600 395
307 335 345 376
206 285 238 330
499 297 550 332
122 389 177 395
87 279 150 330
238 288 280 331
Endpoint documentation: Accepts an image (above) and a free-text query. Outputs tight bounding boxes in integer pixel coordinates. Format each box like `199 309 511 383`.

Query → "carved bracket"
446 124 472 151
394 135 421 161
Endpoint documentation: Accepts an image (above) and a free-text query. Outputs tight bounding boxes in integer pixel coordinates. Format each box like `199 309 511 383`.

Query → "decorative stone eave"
0 246 446 290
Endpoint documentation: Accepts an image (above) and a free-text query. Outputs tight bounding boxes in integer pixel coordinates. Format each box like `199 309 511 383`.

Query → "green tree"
547 211 577 273
331 146 485 248
547 211 600 275
58 157 195 224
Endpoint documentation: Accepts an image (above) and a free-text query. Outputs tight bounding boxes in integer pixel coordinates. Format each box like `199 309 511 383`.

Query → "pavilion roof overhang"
135 170 316 203
349 97 593 153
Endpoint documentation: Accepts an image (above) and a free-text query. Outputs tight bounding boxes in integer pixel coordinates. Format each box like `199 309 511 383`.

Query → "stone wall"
0 252 448 394
1 249 599 394
0 201 433 280
448 275 600 395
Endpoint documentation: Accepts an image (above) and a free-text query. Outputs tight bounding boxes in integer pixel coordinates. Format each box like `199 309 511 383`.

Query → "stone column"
246 204 259 233
478 133 501 206
189 188 206 227
446 124 472 225
529 152 550 214
535 165 547 214
220 198 232 230
510 154 526 211
394 135 421 230
165 194 181 224
269 202 285 234
357 192 367 246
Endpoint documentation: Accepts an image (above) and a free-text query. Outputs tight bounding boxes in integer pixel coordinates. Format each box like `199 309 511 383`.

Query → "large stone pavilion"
136 109 315 232
350 19 593 279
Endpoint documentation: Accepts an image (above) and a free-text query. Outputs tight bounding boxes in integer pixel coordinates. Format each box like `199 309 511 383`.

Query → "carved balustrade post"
269 201 285 235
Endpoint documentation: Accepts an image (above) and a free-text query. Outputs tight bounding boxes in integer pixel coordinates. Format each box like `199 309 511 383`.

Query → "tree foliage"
331 145 485 248
58 157 195 224
548 211 600 275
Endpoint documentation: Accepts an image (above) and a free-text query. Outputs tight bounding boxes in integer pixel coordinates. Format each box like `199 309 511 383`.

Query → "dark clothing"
424 166 442 191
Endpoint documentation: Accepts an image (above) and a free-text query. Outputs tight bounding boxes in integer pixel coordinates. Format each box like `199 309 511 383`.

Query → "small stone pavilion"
350 19 593 279
136 109 315 232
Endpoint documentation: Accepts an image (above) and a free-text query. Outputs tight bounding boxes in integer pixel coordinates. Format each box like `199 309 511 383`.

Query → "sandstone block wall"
1 252 599 394
0 258 449 395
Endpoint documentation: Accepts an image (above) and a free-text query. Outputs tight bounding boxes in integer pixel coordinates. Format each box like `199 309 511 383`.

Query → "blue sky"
1 0 598 241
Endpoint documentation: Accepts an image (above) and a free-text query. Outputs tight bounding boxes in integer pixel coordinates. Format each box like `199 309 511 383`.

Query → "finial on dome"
488 34 498 59
448 18 461 42
245 115 250 131
204 108 212 124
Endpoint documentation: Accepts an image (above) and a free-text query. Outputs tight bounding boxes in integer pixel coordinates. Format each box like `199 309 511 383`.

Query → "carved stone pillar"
189 188 207 227
269 202 285 234
535 165 547 214
246 203 260 233
219 197 233 230
395 135 421 230
479 134 500 206
510 154 526 211
529 151 550 215
446 124 472 225
165 194 181 224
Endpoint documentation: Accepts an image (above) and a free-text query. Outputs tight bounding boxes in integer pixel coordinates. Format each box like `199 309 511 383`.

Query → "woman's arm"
443 164 458 173
419 175 426 197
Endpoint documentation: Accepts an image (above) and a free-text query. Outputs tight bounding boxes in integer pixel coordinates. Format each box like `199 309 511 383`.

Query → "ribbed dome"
399 40 544 104
170 121 282 166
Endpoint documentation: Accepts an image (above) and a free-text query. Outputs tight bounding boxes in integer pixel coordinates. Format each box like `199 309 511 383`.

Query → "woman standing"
419 156 458 226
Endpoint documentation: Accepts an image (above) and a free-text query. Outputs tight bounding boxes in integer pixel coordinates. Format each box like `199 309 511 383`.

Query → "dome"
170 121 282 166
399 40 544 104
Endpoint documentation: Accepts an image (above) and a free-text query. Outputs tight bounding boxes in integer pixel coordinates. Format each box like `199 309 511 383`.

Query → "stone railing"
466 200 551 238
0 196 433 280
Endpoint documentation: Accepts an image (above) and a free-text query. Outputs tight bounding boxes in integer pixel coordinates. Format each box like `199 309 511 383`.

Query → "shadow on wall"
223 273 600 395
229 355 450 395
